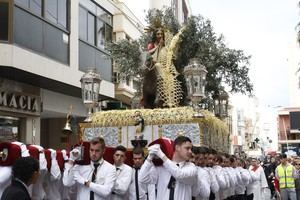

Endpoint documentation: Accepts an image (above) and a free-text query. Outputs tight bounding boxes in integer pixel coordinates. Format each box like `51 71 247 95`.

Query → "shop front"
0 78 41 144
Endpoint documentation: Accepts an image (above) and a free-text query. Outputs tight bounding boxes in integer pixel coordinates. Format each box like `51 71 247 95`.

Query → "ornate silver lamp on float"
214 87 229 119
184 58 208 118
80 68 101 122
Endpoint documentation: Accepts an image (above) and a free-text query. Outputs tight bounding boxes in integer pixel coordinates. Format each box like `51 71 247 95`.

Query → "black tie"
209 192 215 200
167 164 179 200
90 163 100 200
135 168 140 200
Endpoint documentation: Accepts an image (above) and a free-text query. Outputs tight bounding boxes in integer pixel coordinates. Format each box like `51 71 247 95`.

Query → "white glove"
147 153 154 160
39 152 47 171
49 149 57 160
147 144 160 160
61 150 69 161
148 144 159 154
12 142 30 157
155 146 166 159
74 173 86 185
69 148 81 161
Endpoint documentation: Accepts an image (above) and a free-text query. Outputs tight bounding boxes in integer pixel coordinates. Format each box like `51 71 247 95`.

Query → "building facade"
278 107 300 156
276 42 300 155
0 0 142 148
149 0 191 24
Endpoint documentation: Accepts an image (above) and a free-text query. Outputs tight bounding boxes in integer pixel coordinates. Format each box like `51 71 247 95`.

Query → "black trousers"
232 194 247 200
246 193 253 200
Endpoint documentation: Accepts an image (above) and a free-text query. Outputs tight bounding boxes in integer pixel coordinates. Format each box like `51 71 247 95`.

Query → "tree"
107 8 253 106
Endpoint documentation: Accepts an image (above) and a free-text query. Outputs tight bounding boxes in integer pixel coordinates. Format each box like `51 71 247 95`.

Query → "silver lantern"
184 58 208 117
80 68 101 122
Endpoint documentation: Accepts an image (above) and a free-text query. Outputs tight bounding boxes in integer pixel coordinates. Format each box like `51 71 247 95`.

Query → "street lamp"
80 68 101 122
214 88 229 119
184 58 208 117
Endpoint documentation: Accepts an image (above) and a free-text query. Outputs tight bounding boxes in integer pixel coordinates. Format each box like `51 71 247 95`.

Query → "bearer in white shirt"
192 146 210 200
111 145 132 200
129 147 156 200
139 136 197 200
63 137 117 200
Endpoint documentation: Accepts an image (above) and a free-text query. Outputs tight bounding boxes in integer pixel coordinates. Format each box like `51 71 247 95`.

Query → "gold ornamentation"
154 28 186 107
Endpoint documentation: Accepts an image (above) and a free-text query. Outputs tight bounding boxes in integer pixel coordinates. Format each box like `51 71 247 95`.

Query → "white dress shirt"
44 153 62 200
129 167 156 200
139 159 197 200
63 158 117 200
235 167 251 195
246 165 268 200
192 167 210 200
225 167 237 197
29 169 47 200
217 167 230 200
111 163 132 200
213 165 227 189
204 167 219 194
0 166 12 198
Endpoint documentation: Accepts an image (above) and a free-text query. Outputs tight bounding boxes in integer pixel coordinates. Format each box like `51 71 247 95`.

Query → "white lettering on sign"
0 91 40 114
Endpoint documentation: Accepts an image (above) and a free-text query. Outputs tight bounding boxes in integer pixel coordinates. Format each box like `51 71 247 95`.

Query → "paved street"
263 188 272 200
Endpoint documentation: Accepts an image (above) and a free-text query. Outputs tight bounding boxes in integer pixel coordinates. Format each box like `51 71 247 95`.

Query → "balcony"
114 76 135 105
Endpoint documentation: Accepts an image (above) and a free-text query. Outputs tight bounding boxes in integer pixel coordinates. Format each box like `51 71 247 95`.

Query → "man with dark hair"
234 158 251 200
212 152 228 200
204 148 220 200
139 135 197 200
1 157 40 200
111 145 132 200
173 135 192 148
63 137 116 200
129 147 155 200
275 154 298 200
192 146 211 200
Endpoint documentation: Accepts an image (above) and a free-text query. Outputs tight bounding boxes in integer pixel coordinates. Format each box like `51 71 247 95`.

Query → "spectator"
1 157 40 200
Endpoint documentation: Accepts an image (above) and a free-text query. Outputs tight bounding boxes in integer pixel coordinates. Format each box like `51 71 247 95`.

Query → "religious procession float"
0 13 230 166
77 21 230 159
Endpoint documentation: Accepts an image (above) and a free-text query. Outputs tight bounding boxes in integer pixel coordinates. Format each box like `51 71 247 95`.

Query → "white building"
149 0 191 24
0 0 143 148
230 95 262 155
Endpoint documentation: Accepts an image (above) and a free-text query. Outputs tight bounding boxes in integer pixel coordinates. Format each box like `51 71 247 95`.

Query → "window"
15 0 68 30
45 0 57 23
79 4 112 49
14 6 69 64
0 2 9 41
29 0 42 16
45 0 67 29
78 1 113 81
105 25 112 44
96 6 112 25
15 0 29 8
15 0 42 16
96 19 105 48
57 0 67 28
79 6 87 40
87 13 95 44
298 77 300 89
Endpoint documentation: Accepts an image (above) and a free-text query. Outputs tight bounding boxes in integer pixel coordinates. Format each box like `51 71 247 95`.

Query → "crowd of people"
0 136 300 200
262 153 300 200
